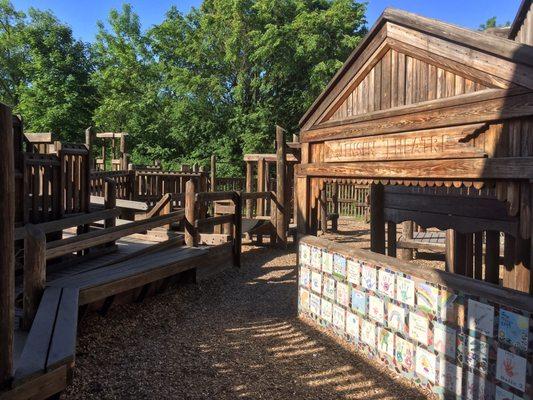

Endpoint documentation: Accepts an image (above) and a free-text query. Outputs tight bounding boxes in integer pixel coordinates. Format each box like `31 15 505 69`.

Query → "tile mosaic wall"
298 240 533 400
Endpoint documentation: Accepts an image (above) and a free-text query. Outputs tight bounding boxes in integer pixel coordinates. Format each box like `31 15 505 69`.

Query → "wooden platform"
6 233 234 400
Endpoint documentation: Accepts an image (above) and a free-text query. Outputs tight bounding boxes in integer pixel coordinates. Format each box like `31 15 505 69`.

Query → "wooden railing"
215 177 245 192
90 170 132 199
325 182 369 219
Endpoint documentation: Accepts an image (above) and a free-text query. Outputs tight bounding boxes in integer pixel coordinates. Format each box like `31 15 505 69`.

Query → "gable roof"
299 8 533 130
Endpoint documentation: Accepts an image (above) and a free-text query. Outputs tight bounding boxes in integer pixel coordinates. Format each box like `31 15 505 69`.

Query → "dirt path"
63 244 428 400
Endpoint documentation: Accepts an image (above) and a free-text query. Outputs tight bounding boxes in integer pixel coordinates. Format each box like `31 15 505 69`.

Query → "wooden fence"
91 170 132 199
325 182 369 219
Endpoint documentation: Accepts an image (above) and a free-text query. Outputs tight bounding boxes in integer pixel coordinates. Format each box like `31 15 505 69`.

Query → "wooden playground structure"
0 109 299 399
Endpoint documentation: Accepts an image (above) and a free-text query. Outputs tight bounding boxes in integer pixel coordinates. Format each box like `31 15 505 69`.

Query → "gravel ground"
63 237 430 400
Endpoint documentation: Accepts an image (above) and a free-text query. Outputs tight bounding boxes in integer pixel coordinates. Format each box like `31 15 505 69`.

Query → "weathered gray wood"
0 103 15 386
22 225 46 331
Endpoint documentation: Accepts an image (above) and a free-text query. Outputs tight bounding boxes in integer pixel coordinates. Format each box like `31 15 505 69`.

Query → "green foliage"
0 0 367 176
478 16 510 31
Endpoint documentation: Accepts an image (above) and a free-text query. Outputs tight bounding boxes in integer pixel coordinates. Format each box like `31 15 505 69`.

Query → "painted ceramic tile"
361 265 377 291
395 335 415 371
361 319 376 348
396 276 415 307
333 253 347 278
439 290 458 323
368 296 385 323
467 299 494 337
346 311 359 340
347 260 361 286
310 293 321 316
351 288 366 315
299 266 310 287
378 269 395 298
299 244 310 265
498 309 529 352
466 372 493 400
438 358 462 396
415 346 437 383
496 348 527 392
322 251 333 274
311 247 322 269
311 271 322 294
336 282 350 307
333 305 345 331
433 322 456 358
321 299 333 323
409 312 429 346
465 336 489 374
299 288 310 311
388 303 406 332
323 276 336 300
417 283 439 314
378 328 395 357
495 386 523 400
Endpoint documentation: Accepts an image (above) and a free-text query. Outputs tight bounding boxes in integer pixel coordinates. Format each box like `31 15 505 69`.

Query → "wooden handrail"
146 193 172 219
46 210 184 260
91 195 148 211
195 214 234 229
14 209 121 241
196 191 235 202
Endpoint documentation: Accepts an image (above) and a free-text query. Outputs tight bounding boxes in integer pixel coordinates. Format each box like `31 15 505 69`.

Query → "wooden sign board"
324 124 487 162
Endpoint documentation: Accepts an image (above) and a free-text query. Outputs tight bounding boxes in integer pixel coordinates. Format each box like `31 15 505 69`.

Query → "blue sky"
11 0 522 43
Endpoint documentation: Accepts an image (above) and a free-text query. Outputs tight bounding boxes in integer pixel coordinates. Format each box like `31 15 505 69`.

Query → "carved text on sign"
323 124 487 162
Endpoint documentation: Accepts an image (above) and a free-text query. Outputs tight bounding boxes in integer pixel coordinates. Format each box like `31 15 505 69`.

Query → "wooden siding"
510 0 533 45
326 49 488 123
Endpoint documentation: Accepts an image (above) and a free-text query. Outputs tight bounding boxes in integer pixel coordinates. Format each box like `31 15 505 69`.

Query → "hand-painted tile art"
495 348 527 392
361 265 377 291
321 299 333 323
323 276 336 300
311 271 322 294
336 282 350 307
467 299 495 337
388 303 406 333
378 328 395 357
498 310 529 352
378 269 395 298
347 260 361 286
333 253 347 278
298 242 532 400
351 288 366 315
409 312 429 346
417 283 439 314
369 295 385 323
322 251 333 274
396 276 415 306
333 305 345 331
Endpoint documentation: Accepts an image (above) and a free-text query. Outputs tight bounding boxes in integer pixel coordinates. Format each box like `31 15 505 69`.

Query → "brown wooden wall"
511 1 533 45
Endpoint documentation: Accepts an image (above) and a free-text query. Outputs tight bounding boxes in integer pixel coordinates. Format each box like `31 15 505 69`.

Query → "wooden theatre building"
295 8 533 293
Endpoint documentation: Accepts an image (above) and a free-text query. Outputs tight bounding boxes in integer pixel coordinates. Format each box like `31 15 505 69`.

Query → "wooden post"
104 178 117 247
485 231 500 284
257 158 266 215
85 127 95 170
185 179 197 247
233 192 242 268
22 224 46 331
0 103 15 386
387 221 397 257
245 162 253 218
120 134 127 170
450 231 467 275
473 232 483 280
465 233 474 278
370 183 385 254
101 142 107 171
210 155 216 192
331 181 339 232
319 188 327 234
276 125 287 246
399 221 414 260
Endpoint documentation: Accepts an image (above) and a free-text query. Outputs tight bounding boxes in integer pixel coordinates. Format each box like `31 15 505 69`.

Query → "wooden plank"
398 221 414 260
22 225 46 331
46 288 79 371
296 157 533 180
276 126 287 246
243 153 298 163
1 365 67 400
90 195 148 211
14 288 61 385
301 235 533 313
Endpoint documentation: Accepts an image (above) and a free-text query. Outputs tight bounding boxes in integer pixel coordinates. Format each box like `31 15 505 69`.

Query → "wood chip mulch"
63 240 430 400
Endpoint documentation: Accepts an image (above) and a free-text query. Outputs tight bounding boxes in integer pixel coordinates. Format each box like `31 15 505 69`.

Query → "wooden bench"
13 287 79 392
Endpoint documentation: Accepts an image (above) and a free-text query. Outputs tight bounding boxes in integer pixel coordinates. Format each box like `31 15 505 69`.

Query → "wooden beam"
319 189 327 234
256 158 266 216
0 103 14 386
296 157 533 180
245 162 253 218
370 183 385 254
243 153 298 163
387 221 397 257
485 231 501 284
398 221 413 260
185 180 197 247
276 126 287 246
210 155 216 192
24 132 52 143
22 225 46 331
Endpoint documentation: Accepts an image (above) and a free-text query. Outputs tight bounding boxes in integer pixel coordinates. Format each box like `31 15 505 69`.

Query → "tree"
15 8 94 140
479 16 510 31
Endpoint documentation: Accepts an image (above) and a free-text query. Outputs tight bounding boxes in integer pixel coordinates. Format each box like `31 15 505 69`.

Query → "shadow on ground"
63 244 428 400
